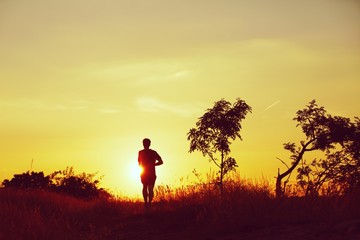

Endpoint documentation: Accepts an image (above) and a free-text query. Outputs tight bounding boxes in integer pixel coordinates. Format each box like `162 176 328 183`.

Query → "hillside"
1 185 359 240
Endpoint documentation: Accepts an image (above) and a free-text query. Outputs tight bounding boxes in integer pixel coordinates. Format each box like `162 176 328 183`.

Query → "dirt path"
111 209 360 240
224 220 360 240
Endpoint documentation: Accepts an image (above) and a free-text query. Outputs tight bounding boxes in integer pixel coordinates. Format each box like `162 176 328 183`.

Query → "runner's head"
143 138 151 149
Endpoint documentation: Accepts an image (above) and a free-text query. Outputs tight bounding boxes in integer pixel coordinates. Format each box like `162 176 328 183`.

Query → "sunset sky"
1 0 359 197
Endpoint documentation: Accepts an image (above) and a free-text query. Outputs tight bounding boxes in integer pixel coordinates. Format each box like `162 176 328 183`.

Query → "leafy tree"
187 98 252 190
296 117 360 196
276 100 359 198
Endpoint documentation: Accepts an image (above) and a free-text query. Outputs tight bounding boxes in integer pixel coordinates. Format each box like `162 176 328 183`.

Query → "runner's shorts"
141 173 156 185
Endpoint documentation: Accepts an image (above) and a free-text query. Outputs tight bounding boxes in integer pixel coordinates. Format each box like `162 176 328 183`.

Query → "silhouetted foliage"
2 167 105 200
50 167 103 200
187 98 252 190
296 117 360 196
276 100 360 198
2 171 50 190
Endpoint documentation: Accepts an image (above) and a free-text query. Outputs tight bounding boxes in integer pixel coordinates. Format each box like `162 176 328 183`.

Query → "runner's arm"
155 153 163 166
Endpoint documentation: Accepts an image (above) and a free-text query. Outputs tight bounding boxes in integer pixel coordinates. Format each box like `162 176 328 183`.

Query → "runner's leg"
148 184 154 204
142 183 148 204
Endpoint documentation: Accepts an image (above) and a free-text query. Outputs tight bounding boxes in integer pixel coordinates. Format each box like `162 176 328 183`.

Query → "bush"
1 167 107 200
2 171 51 190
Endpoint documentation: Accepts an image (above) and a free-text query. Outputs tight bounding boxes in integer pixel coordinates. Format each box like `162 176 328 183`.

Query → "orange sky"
1 0 359 197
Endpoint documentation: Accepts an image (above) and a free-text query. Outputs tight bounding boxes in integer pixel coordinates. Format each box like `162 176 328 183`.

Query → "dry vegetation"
1 179 360 240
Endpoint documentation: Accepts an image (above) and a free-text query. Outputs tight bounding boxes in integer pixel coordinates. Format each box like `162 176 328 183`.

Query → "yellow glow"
127 163 143 183
119 163 143 198
0 0 359 198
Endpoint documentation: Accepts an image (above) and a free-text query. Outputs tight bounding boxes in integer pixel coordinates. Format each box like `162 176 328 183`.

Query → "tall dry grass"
1 177 359 240
154 178 360 235
0 188 132 240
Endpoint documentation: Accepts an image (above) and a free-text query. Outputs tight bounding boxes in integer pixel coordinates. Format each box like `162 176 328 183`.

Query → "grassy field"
1 180 360 240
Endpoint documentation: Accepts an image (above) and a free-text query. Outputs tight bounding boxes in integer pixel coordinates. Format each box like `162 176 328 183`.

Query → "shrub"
2 167 107 200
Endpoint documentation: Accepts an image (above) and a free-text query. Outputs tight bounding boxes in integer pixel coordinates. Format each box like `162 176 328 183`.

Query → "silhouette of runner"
138 138 163 207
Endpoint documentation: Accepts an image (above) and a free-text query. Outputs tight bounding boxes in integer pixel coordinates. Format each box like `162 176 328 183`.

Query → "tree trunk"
275 141 314 198
276 169 283 198
220 150 224 195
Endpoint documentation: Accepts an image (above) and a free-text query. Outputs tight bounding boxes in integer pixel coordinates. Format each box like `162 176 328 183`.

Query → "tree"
276 100 359 198
187 98 252 190
296 117 360 196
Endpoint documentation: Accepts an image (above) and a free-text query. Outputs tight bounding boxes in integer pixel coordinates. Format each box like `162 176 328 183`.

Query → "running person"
138 138 163 206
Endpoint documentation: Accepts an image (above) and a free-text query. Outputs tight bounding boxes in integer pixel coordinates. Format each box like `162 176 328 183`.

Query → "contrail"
264 100 280 111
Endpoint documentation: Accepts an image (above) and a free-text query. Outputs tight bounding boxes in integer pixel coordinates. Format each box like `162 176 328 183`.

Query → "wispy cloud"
136 97 201 117
137 70 191 85
0 98 92 111
264 100 281 111
0 98 65 111
98 108 120 114
90 61 192 86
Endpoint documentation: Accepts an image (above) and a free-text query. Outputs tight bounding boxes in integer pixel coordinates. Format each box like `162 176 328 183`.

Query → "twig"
276 157 289 170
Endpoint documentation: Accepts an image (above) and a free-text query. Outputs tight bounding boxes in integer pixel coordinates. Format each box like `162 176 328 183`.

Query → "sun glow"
127 163 143 182
108 162 144 198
